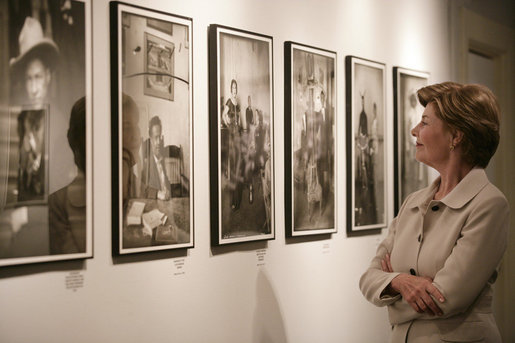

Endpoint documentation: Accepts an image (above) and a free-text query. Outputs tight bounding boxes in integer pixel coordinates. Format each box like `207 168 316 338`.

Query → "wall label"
173 258 186 276
65 271 84 292
256 249 267 267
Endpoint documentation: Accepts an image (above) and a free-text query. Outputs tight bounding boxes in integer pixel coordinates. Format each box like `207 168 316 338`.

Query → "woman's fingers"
385 254 393 272
381 254 393 272
381 259 387 272
426 283 445 303
391 274 445 316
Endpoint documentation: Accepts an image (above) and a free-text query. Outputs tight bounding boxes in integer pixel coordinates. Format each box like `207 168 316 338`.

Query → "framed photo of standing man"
345 56 387 235
208 24 275 246
0 0 93 266
393 67 430 215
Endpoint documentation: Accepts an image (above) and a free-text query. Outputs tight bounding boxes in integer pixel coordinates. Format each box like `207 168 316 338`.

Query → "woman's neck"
434 163 474 200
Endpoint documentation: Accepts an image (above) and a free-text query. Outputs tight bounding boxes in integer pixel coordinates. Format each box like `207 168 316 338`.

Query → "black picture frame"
110 2 194 255
345 56 387 235
0 0 93 266
393 67 430 214
208 24 275 246
284 41 337 237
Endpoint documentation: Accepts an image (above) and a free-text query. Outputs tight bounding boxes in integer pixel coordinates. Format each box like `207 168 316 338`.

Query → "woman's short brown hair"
417 82 500 168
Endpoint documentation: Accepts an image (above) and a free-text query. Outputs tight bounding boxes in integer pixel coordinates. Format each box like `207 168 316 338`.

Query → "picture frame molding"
393 66 430 215
0 0 93 266
208 24 275 246
284 41 337 237
110 1 194 255
345 55 387 236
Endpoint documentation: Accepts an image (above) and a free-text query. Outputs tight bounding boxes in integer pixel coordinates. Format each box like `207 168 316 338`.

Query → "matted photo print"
393 67 429 214
284 41 336 237
0 0 92 266
110 2 194 255
345 56 387 234
208 24 275 245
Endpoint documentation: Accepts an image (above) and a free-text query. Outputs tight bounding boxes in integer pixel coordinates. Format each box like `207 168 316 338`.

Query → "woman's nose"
411 124 418 137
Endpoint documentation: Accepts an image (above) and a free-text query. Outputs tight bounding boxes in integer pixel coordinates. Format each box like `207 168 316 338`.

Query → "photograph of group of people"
0 0 91 266
213 27 274 244
116 5 193 254
289 44 336 235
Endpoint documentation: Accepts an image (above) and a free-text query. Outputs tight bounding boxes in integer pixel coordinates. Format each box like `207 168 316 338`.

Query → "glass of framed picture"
345 56 387 235
393 67 430 214
110 2 194 255
284 41 337 237
0 0 92 266
208 24 275 246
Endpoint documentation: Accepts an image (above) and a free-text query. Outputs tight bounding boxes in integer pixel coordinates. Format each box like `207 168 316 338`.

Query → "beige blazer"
360 168 509 343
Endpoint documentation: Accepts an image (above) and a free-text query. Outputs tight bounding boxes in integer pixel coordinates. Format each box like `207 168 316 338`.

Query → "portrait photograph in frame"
393 67 430 214
284 41 336 237
144 32 174 101
110 2 194 255
208 24 275 246
0 0 93 266
345 56 387 235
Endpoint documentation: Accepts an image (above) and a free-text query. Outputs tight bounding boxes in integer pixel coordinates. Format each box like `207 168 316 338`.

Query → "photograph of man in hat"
9 16 59 107
0 1 89 263
8 17 60 202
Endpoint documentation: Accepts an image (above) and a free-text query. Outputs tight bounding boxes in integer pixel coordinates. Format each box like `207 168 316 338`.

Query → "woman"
222 79 242 210
360 82 509 342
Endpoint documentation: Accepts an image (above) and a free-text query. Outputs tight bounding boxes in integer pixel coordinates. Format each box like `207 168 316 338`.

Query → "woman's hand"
381 254 445 316
381 253 394 273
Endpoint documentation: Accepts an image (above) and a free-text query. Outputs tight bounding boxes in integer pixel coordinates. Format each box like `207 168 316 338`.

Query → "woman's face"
231 82 237 96
411 102 453 169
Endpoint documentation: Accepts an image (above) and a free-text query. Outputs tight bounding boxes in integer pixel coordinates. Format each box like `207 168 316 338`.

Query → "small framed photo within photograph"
144 32 175 101
5 107 50 208
284 41 337 237
0 0 93 266
208 24 275 246
393 67 430 214
110 2 194 255
345 56 387 235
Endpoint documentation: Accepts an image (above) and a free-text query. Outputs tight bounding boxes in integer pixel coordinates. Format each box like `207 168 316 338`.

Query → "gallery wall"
0 0 452 342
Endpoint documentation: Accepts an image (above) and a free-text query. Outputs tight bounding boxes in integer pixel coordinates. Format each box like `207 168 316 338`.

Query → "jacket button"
417 234 421 242
431 205 439 211
410 268 416 276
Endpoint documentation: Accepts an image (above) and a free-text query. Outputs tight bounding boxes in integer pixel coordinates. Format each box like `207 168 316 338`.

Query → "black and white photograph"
393 67 430 214
110 3 194 254
144 32 174 101
284 42 336 237
0 0 92 266
209 25 274 245
345 56 387 234
4 106 49 208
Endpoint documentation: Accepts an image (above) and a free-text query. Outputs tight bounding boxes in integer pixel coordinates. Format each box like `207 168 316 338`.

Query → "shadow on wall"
252 270 288 343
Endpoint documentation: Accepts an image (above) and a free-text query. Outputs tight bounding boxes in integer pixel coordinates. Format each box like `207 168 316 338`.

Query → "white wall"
0 0 452 342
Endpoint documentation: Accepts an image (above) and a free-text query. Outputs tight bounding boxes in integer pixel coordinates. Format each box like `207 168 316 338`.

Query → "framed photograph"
0 0 93 266
284 42 336 237
110 2 194 254
144 32 174 101
4 106 50 208
345 56 387 234
208 25 274 245
393 67 430 214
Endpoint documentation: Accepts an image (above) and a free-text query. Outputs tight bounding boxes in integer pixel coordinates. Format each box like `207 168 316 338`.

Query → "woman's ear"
452 130 464 146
